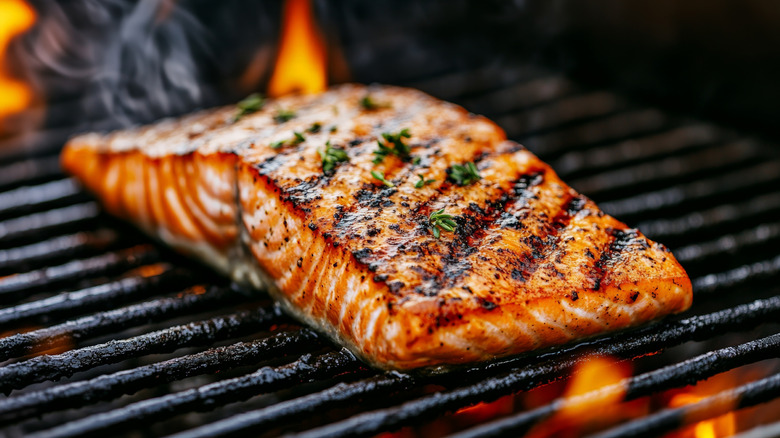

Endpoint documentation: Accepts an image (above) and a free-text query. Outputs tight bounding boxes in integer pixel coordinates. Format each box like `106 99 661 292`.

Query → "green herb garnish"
273 108 296 123
448 161 481 186
270 131 306 149
233 93 265 122
307 122 322 133
329 125 338 133
371 170 395 187
414 174 436 188
360 95 391 110
429 208 457 239
318 142 349 173
372 128 412 164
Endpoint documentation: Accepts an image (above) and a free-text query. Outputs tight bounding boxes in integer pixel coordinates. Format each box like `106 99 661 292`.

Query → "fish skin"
62 84 692 371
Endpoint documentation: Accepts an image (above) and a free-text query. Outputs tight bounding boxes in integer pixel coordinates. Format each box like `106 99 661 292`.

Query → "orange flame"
455 395 515 423
666 373 737 438
668 393 735 438
267 0 326 97
0 0 35 125
559 356 630 417
527 356 635 438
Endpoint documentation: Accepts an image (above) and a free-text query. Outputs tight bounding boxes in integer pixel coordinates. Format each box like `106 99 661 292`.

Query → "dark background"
11 0 780 137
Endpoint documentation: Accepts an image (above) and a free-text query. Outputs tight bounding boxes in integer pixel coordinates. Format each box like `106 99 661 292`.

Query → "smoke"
6 0 537 153
14 0 224 134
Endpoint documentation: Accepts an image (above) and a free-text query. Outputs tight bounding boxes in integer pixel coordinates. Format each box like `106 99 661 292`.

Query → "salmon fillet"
61 84 692 371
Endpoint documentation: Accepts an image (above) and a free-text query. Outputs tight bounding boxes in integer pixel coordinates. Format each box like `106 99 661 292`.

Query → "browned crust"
61 83 693 370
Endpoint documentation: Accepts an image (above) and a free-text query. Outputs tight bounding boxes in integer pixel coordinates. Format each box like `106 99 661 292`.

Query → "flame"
527 356 635 438
267 0 326 97
131 263 167 278
0 0 35 125
455 395 515 423
666 375 737 438
559 356 630 416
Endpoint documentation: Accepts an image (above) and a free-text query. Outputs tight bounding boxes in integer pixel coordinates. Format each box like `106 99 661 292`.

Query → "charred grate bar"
279 297 780 438
592 372 780 438
30 348 367 438
450 333 780 438
0 285 241 360
154 297 780 438
0 306 284 393
0 329 328 427
0 63 777 437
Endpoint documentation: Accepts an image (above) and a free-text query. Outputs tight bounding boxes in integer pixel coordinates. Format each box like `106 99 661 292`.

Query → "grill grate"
0 63 779 437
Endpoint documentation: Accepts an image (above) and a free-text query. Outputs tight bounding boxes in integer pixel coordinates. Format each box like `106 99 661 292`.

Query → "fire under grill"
0 62 779 438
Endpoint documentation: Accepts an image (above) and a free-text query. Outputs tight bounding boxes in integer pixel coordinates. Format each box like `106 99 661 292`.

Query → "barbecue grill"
1 1 780 437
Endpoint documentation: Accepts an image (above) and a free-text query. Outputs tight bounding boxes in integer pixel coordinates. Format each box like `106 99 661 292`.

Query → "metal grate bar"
522 109 670 157
0 202 100 247
0 306 284 393
0 155 62 191
165 374 414 438
598 161 780 218
675 222 780 264
0 330 324 426
448 333 780 438
495 91 630 139
0 284 238 360
289 296 780 438
0 245 160 304
569 140 762 197
591 372 780 438
32 349 365 438
0 179 87 219
637 192 780 240
551 124 724 178
0 229 120 274
692 254 780 295
0 266 183 332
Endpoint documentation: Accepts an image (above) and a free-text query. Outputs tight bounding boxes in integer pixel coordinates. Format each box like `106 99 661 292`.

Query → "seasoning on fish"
61 84 692 371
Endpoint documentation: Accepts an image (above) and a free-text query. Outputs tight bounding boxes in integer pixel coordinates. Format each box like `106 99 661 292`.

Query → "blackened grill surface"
0 63 779 437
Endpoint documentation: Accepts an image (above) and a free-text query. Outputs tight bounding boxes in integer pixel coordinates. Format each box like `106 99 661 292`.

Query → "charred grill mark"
550 193 587 228
281 176 325 206
435 167 549 291
496 173 590 286
512 171 545 197
565 194 587 217
497 170 546 230
591 228 647 291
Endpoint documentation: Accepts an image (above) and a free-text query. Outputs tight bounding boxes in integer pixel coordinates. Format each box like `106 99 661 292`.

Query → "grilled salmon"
61 84 692 371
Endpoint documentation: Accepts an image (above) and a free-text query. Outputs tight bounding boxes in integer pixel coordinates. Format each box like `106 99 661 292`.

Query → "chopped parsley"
270 131 306 149
318 142 349 173
307 122 322 133
414 174 436 188
372 128 412 164
429 208 457 239
273 108 296 123
370 170 395 187
360 95 390 110
329 125 338 133
448 161 481 186
233 93 265 122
